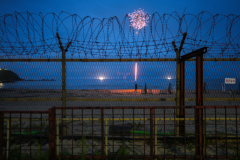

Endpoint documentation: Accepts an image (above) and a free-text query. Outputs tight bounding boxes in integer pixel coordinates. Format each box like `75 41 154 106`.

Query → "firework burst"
128 8 150 31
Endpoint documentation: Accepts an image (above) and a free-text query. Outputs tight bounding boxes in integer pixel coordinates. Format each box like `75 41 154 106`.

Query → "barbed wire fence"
0 12 240 160
0 11 239 110
0 11 239 58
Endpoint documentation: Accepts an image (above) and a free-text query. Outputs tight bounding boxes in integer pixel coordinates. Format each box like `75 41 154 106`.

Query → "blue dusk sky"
0 0 239 57
1 0 240 18
0 0 239 90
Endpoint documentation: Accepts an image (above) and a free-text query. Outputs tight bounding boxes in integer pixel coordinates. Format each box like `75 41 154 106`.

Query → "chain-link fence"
1 106 240 160
0 11 240 159
0 56 239 111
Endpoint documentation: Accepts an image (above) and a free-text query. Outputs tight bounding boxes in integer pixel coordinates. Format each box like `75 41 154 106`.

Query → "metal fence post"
56 32 72 137
105 120 108 156
180 60 185 136
61 48 67 136
172 32 187 137
195 54 204 160
150 108 153 160
101 108 105 160
154 119 158 160
49 107 56 160
8 115 11 160
180 47 207 159
0 112 3 160
172 41 181 136
56 119 59 156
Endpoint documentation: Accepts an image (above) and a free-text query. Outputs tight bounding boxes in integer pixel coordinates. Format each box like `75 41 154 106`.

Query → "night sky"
1 0 240 57
1 0 240 19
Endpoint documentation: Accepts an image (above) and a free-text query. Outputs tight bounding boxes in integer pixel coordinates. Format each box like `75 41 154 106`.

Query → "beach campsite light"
167 77 172 94
167 76 171 85
99 76 104 81
168 77 171 85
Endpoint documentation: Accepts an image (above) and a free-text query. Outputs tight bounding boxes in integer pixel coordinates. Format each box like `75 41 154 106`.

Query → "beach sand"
0 88 238 99
0 89 239 111
0 88 239 122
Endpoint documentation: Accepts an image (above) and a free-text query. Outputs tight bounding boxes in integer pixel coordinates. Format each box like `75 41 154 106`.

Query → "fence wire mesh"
184 60 240 107
0 11 240 58
0 11 240 159
1 57 239 111
1 107 240 160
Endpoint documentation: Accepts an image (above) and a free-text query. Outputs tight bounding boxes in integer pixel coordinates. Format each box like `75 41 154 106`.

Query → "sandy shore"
0 88 239 111
0 88 238 99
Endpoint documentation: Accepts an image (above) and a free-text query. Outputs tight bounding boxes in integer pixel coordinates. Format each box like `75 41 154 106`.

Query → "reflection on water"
0 79 175 90
0 79 238 90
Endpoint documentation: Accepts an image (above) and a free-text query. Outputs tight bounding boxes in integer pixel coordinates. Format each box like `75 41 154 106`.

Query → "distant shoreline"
0 79 55 83
0 88 238 100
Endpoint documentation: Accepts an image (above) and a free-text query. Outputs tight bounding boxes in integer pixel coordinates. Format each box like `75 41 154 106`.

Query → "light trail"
135 63 137 82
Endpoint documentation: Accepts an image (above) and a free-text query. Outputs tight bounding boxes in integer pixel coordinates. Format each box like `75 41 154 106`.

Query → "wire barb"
0 11 239 58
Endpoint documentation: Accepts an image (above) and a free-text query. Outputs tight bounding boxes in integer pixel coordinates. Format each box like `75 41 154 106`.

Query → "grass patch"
76 132 91 160
133 121 144 130
4 120 48 134
117 145 131 156
187 143 194 151
2 137 90 160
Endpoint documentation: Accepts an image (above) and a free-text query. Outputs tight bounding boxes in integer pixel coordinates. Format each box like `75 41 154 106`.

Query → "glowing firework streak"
135 63 138 82
128 8 150 31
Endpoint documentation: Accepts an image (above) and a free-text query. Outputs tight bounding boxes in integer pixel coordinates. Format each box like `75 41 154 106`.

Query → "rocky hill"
0 69 24 82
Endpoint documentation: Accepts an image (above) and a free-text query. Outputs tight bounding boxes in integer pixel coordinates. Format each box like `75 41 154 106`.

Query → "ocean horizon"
1 61 239 90
1 78 239 90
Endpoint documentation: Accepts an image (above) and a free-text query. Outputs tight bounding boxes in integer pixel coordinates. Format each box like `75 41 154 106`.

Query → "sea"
0 61 239 91
1 78 239 91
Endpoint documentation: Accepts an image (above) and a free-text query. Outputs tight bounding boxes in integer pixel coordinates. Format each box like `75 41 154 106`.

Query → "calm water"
0 61 239 90
1 78 239 90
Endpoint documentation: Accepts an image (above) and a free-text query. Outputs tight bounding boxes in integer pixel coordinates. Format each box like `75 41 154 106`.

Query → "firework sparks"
128 8 150 31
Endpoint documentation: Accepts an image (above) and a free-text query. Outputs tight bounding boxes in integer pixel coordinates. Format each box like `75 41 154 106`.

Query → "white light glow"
99 76 104 81
0 83 4 89
168 77 171 80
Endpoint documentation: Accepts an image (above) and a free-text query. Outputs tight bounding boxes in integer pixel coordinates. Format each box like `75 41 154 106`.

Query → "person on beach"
222 83 225 92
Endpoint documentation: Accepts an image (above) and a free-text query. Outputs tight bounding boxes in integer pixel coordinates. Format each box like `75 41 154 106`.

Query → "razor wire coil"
0 11 240 58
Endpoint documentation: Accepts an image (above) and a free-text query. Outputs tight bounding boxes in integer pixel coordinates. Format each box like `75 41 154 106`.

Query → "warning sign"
225 78 236 84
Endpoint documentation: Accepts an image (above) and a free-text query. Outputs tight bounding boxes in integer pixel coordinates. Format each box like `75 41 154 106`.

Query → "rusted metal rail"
1 97 240 102
1 106 240 160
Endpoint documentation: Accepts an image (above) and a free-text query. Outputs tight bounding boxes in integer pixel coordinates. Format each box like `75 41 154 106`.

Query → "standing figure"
222 83 225 92
135 83 137 91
